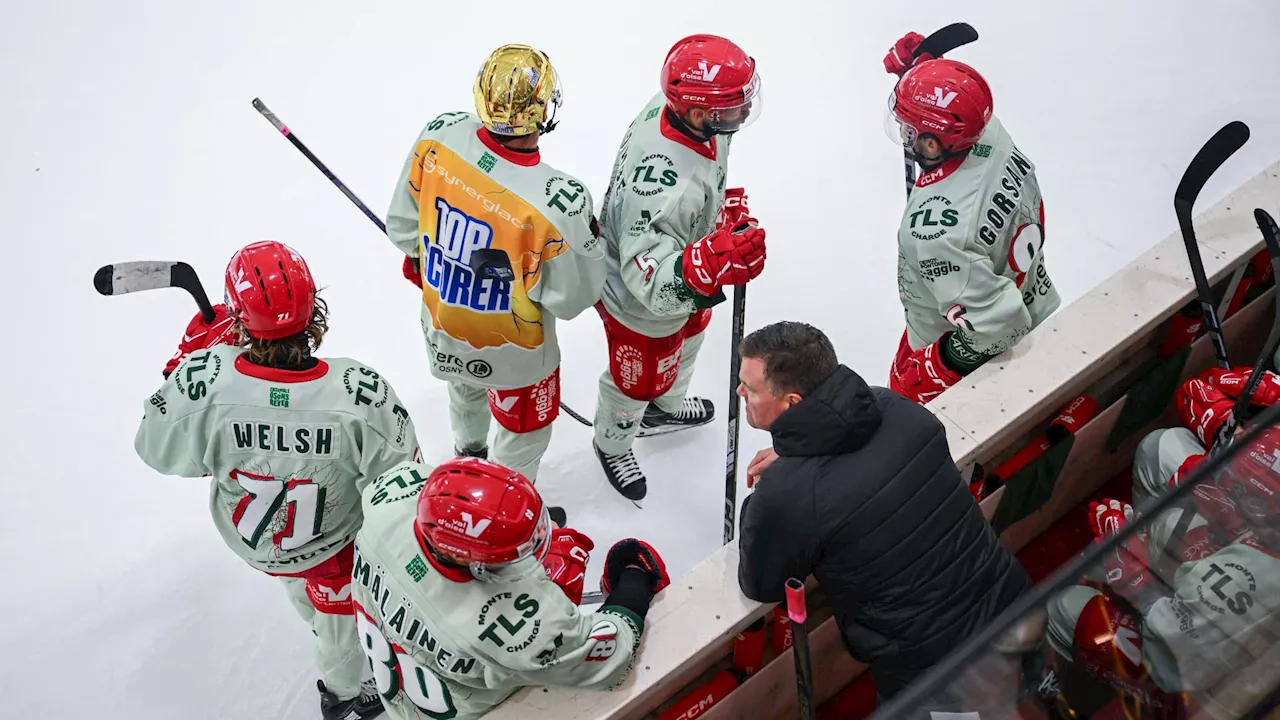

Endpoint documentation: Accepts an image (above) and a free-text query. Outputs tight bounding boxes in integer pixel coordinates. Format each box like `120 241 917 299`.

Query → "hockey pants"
448 380 553 483
594 329 706 456
277 554 365 701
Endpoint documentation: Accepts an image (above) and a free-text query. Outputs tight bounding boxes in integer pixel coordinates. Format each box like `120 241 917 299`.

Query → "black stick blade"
1256 208 1280 257
1175 121 1250 210
1227 208 1280 421
917 22 979 58
170 261 216 323
94 265 115 295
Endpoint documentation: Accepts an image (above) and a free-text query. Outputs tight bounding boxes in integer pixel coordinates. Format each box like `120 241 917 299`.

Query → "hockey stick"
785 578 817 720
1174 120 1250 373
250 98 596 425
252 99 387 234
901 22 980 196
1218 209 1280 443
94 261 215 323
722 285 748 544
1154 174 1269 584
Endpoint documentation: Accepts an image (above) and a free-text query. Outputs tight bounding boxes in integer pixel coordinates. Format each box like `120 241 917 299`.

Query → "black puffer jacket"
737 365 1030 697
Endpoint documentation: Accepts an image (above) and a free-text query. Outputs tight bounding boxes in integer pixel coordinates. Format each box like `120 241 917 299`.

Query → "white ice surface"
3 1 1280 717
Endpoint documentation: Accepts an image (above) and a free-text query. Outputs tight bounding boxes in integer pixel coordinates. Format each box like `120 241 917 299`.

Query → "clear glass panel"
874 405 1280 720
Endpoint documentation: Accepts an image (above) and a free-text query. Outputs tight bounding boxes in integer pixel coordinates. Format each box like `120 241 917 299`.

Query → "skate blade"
580 590 605 604
636 421 711 438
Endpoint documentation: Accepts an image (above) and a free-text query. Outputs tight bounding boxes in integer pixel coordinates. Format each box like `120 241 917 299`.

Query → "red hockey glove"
1089 499 1133 539
162 304 238 378
542 528 594 605
893 339 962 404
716 187 753 233
681 224 766 298
1088 499 1150 596
884 31 930 76
1175 375 1236 446
1203 366 1280 408
601 538 670 595
402 255 423 289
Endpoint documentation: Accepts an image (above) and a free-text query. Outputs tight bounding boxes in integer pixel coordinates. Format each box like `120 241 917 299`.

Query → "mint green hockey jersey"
386 112 607 390
351 461 644 720
896 115 1061 366
598 93 731 338
1141 537 1280 706
134 344 422 574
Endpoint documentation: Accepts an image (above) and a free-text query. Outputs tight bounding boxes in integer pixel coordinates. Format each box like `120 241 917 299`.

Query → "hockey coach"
735 321 1030 700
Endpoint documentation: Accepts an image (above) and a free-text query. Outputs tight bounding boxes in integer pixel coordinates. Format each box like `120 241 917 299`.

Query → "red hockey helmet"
886 58 993 155
1207 423 1280 532
415 457 552 582
224 240 316 340
661 34 762 134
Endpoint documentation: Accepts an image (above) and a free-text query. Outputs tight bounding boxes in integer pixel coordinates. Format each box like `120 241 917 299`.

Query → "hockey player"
350 456 671 719
1042 365 1280 718
387 44 606 485
592 34 768 502
135 240 423 720
883 34 1061 404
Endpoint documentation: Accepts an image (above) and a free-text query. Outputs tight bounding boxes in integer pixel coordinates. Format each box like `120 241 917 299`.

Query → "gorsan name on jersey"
352 548 481 678
978 147 1033 246
228 421 337 458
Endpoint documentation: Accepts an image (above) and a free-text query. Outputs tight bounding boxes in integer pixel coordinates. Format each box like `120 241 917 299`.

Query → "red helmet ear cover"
224 240 316 340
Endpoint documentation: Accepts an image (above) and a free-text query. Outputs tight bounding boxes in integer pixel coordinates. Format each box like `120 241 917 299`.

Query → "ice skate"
454 445 489 459
319 678 384 720
638 397 715 437
594 442 647 507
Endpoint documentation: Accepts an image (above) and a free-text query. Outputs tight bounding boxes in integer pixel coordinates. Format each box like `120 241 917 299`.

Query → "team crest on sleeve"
174 350 222 401
945 304 974 331
343 366 389 408
584 619 620 662
545 176 588 217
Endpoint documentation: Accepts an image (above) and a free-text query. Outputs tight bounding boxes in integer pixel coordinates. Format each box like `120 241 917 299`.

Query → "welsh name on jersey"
352 462 643 719
134 344 422 574
386 112 606 390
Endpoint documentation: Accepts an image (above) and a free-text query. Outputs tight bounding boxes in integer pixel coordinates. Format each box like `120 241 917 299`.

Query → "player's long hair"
241 291 330 369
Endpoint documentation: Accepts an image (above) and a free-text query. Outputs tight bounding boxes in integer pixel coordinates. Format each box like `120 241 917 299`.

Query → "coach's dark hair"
738 321 838 397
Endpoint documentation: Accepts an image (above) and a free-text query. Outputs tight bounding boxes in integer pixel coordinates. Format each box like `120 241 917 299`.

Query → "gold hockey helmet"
473 44 562 137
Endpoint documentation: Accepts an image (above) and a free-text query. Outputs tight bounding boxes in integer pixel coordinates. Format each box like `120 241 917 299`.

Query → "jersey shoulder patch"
421 111 480 139
162 344 239 415
365 461 432 510
325 358 413 439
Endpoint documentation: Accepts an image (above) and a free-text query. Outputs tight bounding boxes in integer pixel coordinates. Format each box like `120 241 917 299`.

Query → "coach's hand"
747 447 778 488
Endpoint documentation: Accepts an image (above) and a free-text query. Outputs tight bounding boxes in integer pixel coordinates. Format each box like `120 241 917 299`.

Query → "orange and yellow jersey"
387 112 606 390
